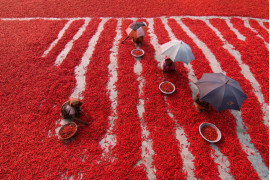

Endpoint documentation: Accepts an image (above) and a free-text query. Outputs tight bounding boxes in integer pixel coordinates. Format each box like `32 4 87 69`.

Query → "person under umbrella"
195 73 247 111
161 57 175 73
194 92 211 112
122 21 148 47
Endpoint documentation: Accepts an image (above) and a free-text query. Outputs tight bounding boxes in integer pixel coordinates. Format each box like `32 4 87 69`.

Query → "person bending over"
161 57 175 73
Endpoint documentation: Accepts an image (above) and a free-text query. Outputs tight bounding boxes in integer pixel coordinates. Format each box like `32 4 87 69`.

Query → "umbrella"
195 73 247 111
126 21 148 38
160 40 195 64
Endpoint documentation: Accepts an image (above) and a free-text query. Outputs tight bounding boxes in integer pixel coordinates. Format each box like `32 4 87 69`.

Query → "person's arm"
72 116 88 126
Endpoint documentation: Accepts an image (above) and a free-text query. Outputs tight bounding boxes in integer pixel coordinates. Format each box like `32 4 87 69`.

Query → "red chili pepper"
133 50 143 56
59 124 76 139
161 82 174 93
201 125 218 141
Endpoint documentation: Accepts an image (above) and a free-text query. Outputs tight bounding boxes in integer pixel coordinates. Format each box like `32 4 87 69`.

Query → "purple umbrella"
195 73 247 111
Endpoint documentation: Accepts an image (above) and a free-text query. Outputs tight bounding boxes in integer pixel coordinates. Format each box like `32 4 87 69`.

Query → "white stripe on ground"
258 20 269 32
225 19 246 41
210 144 232 180
70 18 108 99
174 17 225 74
162 17 230 180
243 18 269 49
128 17 157 180
99 19 121 158
54 18 91 66
1 16 269 22
145 19 163 67
165 96 196 180
231 111 269 179
134 58 156 180
175 17 269 179
148 18 196 179
204 19 269 127
42 19 74 57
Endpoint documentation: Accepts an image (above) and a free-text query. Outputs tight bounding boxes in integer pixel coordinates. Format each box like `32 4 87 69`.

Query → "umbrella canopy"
126 22 148 38
195 73 247 111
160 40 195 64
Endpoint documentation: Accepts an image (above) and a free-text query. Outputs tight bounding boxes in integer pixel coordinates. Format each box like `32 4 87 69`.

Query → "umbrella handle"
121 36 129 44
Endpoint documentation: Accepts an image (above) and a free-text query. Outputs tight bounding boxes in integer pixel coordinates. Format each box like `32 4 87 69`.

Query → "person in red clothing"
161 57 175 73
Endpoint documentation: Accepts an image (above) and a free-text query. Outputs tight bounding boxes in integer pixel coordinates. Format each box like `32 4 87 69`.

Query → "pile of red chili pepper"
201 125 218 141
133 50 143 56
59 123 77 139
160 82 174 93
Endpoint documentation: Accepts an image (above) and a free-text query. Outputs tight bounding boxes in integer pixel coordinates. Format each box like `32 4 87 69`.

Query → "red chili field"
0 1 269 179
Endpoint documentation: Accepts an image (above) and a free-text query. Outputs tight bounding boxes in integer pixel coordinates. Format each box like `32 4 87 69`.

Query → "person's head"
69 98 82 107
165 58 173 65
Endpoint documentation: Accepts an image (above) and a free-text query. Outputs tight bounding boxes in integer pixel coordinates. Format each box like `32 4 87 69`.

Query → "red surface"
0 1 269 179
153 20 220 179
0 0 268 18
166 18 261 179
141 24 186 179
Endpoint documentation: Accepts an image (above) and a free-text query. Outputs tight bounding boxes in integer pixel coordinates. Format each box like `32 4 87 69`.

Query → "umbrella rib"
230 85 247 104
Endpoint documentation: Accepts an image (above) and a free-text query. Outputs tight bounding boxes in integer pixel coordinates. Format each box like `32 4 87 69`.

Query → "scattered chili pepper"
59 124 77 139
201 125 218 141
161 82 174 93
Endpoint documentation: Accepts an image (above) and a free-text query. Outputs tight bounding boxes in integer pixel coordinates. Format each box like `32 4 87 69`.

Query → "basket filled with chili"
58 122 78 140
131 49 144 58
199 123 221 143
159 81 175 94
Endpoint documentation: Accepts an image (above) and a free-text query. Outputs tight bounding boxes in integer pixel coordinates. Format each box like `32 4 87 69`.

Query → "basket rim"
131 48 144 57
58 122 78 140
199 122 222 143
159 81 176 94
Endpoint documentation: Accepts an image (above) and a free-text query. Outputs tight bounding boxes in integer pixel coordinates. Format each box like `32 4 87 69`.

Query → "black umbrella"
195 73 247 111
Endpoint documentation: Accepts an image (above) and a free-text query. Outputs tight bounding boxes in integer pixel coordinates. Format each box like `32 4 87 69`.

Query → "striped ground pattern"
0 16 269 179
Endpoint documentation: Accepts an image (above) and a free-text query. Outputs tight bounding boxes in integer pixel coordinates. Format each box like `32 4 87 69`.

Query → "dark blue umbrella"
195 73 247 111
